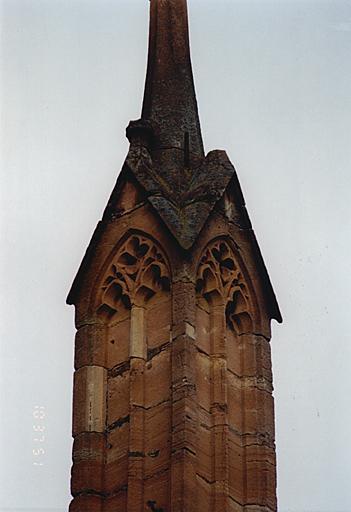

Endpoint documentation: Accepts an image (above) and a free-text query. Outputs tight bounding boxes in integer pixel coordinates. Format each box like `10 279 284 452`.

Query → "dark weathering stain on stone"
147 500 165 512
66 0 281 326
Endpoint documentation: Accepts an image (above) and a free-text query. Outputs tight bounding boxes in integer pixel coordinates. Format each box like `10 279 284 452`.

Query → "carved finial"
141 0 204 164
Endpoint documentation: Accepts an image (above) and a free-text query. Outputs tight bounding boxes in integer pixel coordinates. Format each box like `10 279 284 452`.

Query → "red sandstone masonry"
69 201 279 511
67 1 281 511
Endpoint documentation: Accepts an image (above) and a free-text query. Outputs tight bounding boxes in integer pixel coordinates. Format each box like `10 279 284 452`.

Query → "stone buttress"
67 1 282 511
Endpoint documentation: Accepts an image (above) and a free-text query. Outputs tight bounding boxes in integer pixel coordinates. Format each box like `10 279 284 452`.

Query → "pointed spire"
141 0 204 164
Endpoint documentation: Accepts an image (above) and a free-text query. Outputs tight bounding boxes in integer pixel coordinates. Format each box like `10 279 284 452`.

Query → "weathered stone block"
196 473 213 512
130 306 146 359
129 357 145 406
246 443 276 467
72 432 105 463
127 450 146 511
228 431 244 504
196 351 211 412
256 336 273 382
228 495 244 512
106 421 129 462
105 423 129 493
244 386 275 437
171 334 196 387
144 401 171 478
172 398 197 455
195 305 210 355
72 366 107 435
147 296 171 349
226 327 243 377
241 334 272 382
104 490 127 512
212 423 229 481
172 280 196 329
69 494 103 512
246 456 275 508
114 175 144 214
171 449 198 512
74 324 106 369
210 306 226 356
212 356 228 406
197 419 212 484
71 458 104 495
106 317 130 369
144 469 171 512
127 406 144 455
107 372 130 428
227 370 243 433
145 348 171 408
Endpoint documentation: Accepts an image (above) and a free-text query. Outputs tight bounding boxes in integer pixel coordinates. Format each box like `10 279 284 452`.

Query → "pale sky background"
1 0 351 511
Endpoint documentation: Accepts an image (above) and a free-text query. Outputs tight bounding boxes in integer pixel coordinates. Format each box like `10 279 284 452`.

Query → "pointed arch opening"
195 237 265 509
81 231 173 509
196 237 258 335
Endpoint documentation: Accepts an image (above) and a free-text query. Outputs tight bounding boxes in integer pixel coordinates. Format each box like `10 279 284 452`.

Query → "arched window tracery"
196 238 255 335
96 233 171 321
89 232 172 509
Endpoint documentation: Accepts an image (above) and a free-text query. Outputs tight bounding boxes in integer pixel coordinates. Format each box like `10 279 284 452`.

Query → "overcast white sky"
1 1 351 511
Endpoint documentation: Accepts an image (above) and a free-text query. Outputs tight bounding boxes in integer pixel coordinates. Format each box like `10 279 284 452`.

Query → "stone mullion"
210 303 229 511
127 305 146 512
170 279 198 512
